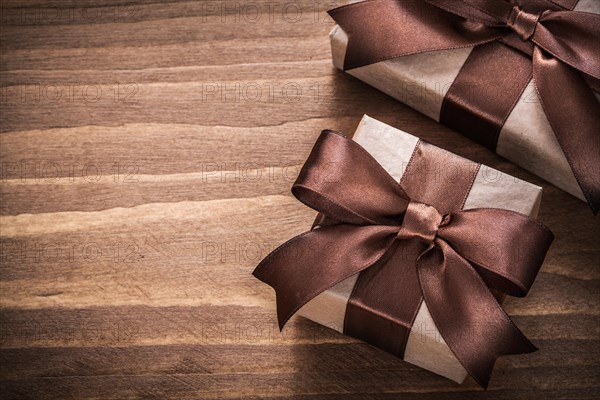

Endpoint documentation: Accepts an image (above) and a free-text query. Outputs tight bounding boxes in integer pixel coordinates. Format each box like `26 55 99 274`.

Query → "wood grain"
1 1 599 399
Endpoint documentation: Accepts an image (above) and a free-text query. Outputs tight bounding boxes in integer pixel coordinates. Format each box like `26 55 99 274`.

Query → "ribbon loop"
437 208 553 296
292 130 411 226
396 201 443 244
508 5 540 40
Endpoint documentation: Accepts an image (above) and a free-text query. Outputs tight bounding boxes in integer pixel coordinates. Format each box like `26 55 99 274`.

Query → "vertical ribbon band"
344 140 480 360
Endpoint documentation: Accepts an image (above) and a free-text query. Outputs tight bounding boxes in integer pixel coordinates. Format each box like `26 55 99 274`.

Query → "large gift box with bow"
328 0 600 213
253 115 554 388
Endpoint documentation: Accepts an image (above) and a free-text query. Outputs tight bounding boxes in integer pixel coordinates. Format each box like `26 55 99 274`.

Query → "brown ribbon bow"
329 0 600 213
253 130 554 388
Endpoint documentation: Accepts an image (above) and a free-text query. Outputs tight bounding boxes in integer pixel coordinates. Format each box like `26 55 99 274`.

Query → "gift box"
254 115 554 388
297 114 543 383
328 0 600 213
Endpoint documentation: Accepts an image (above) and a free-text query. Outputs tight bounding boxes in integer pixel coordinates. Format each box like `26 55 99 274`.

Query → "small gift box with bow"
328 0 600 213
253 115 554 388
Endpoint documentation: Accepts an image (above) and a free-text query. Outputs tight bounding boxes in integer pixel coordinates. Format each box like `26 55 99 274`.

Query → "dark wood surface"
1 1 599 399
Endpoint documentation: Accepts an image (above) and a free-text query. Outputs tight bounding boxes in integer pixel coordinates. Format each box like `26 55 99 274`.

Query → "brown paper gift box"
296 115 542 383
328 0 599 205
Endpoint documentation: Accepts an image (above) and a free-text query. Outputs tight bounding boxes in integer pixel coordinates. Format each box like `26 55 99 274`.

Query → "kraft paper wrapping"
297 115 543 383
328 0 600 204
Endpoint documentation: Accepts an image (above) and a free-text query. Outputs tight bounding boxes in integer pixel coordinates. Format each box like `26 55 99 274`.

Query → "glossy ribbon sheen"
253 130 554 388
328 0 600 213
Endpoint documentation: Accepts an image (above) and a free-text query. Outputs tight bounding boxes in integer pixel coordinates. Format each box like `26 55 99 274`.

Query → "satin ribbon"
328 0 600 214
253 130 554 388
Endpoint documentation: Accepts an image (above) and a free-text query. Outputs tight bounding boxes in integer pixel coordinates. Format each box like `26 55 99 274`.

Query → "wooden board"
1 1 598 399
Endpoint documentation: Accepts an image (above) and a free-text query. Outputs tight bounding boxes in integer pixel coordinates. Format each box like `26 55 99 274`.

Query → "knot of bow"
506 4 541 40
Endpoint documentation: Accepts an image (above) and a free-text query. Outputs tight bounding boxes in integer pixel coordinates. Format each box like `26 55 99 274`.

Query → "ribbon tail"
417 240 536 389
253 223 398 330
533 47 600 214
